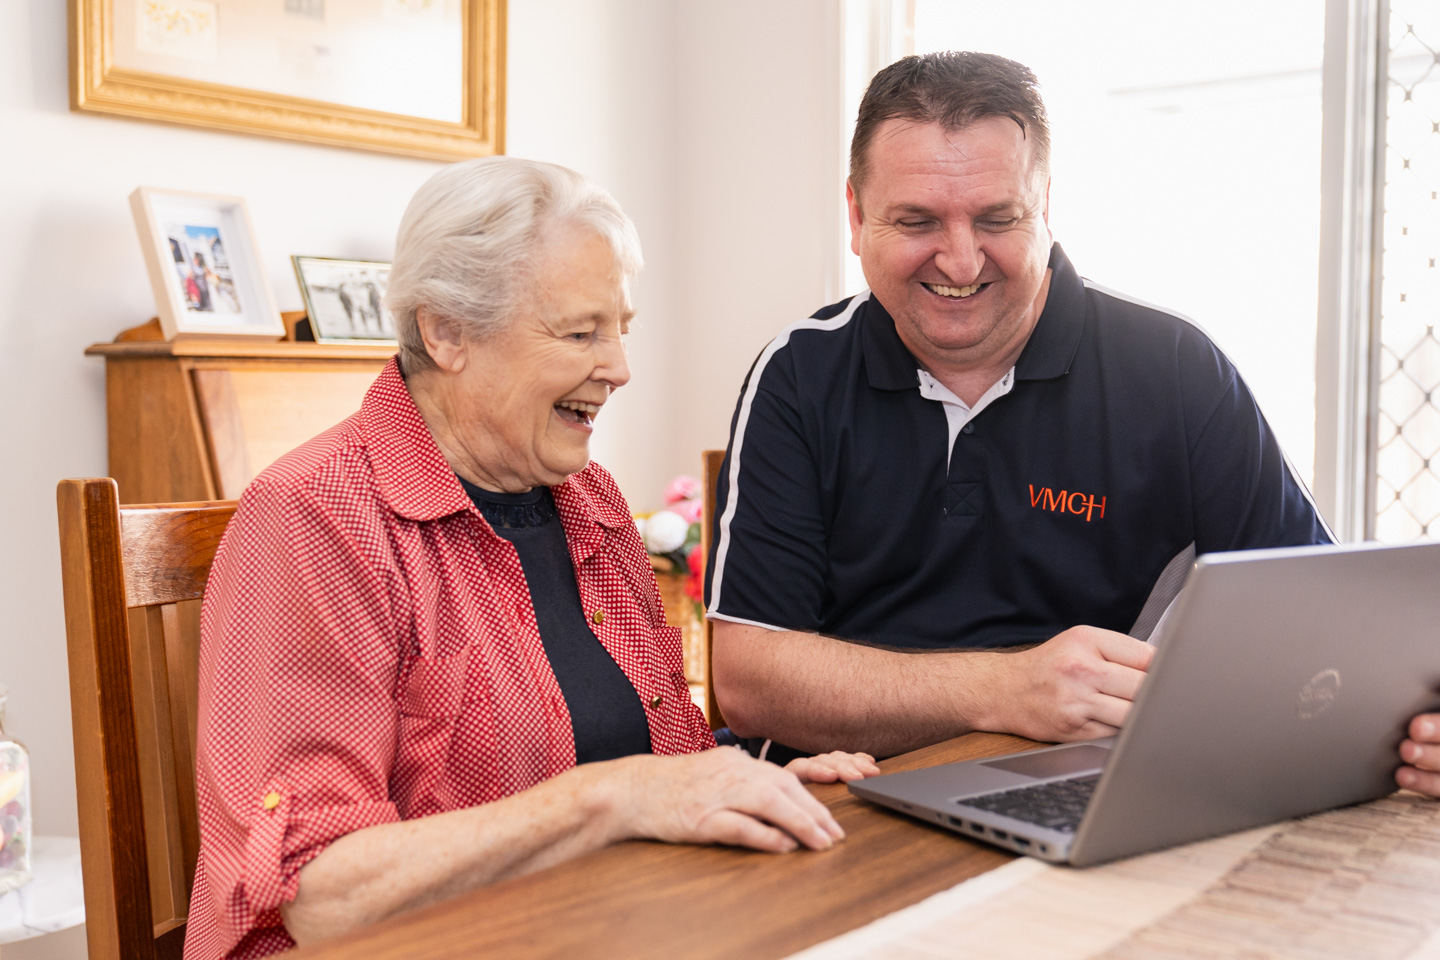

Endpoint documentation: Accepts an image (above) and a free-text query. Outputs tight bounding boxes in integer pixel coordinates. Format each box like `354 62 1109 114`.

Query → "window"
1372 0 1440 540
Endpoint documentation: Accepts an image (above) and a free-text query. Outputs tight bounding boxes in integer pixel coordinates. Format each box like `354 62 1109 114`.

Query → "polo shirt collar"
1014 243 1085 382
861 297 924 392
861 243 1085 390
359 358 629 537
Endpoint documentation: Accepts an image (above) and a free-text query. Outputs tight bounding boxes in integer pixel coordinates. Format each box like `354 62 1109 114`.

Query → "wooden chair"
57 478 236 960
702 450 727 730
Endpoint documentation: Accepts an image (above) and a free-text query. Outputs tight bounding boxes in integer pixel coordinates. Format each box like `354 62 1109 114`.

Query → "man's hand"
619 748 845 852
784 751 881 784
1398 713 1440 797
986 626 1155 742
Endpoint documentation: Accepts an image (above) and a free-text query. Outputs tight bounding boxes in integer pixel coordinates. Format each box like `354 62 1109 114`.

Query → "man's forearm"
711 620 1015 757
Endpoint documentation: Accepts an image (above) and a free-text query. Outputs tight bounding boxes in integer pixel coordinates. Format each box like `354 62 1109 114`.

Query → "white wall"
0 0 840 914
672 4 845 459
507 1 681 497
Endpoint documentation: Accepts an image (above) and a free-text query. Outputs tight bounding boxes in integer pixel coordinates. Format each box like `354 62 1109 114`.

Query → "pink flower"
665 475 703 504
671 497 704 525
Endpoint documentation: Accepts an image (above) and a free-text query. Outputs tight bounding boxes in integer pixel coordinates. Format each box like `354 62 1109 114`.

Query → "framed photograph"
130 187 284 340
292 256 397 343
69 0 505 162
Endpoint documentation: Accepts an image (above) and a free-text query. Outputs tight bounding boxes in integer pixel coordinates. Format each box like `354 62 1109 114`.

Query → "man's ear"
1043 177 1052 227
845 179 863 256
416 306 467 373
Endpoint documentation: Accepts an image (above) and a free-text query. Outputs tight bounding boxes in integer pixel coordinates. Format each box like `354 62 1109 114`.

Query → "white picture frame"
129 187 284 340
291 256 398 343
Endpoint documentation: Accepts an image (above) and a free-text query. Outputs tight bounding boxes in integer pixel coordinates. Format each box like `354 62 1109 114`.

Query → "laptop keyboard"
959 775 1100 833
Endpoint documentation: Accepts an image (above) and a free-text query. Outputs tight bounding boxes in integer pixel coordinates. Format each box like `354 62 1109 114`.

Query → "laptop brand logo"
1297 669 1341 719
1028 485 1107 522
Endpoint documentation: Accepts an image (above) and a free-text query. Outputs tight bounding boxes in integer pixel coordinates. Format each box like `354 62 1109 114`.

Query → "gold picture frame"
69 0 505 162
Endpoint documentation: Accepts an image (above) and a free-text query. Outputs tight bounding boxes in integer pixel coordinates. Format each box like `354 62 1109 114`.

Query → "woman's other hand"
785 751 880 784
617 748 844 853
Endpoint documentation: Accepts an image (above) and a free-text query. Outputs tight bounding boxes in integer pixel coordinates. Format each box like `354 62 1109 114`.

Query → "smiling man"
704 52 1440 796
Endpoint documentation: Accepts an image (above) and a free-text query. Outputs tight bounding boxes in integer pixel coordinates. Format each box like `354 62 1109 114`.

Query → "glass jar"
0 689 31 894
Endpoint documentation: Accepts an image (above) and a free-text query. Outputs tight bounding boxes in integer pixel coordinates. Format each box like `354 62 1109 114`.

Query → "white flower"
643 510 689 554
632 516 648 542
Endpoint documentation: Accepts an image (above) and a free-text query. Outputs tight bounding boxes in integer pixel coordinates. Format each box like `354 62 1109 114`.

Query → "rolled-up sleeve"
191 475 407 955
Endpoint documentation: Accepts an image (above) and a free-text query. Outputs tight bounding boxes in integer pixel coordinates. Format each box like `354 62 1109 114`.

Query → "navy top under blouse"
459 478 653 765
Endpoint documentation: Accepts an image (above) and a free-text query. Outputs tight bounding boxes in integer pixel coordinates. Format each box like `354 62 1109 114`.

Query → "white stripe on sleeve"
708 292 872 616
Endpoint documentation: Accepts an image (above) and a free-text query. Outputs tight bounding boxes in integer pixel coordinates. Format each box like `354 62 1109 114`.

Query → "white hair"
386 156 644 372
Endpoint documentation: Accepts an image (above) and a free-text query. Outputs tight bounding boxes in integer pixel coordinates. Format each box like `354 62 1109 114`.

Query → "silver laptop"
849 540 1440 867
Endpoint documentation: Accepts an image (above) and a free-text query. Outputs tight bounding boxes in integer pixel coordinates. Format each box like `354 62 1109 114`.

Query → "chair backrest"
701 450 726 730
57 478 236 960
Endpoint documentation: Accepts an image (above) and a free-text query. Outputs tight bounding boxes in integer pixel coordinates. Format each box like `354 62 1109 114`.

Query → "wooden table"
290 733 1040 960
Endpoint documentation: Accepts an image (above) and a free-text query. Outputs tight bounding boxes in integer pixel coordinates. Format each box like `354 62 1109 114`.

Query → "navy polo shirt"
706 244 1332 650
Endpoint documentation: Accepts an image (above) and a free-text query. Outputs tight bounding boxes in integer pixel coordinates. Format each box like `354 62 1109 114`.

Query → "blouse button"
262 791 281 811
591 609 606 625
649 694 663 709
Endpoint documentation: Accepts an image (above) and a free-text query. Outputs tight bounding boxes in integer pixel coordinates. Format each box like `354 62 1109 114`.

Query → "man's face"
848 117 1052 375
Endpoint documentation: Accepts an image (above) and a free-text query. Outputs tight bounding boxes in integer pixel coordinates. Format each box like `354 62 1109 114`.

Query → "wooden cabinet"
86 339 394 504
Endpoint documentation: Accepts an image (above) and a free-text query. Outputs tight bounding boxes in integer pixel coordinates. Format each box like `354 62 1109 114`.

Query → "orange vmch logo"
1029 484 1107 522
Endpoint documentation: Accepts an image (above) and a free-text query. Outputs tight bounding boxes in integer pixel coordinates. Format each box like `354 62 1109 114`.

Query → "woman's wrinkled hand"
785 751 880 784
618 748 845 853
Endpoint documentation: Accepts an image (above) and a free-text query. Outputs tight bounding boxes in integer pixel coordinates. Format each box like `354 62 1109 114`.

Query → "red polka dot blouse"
183 359 714 959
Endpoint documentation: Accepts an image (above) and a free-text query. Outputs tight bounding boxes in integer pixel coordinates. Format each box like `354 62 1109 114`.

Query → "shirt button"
962 423 976 435
649 694 663 709
591 609 605 625
262 791 280 811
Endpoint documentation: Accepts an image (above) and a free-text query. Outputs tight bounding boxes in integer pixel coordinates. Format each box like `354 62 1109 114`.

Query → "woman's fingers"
775 771 845 841
785 751 881 784
745 777 840 850
626 749 848 852
711 755 841 849
700 809 798 853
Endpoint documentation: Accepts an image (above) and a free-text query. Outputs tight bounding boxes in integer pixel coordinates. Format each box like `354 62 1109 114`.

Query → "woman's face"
444 227 634 491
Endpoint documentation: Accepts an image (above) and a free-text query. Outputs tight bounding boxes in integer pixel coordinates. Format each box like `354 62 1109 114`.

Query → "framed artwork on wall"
130 187 284 340
69 0 505 162
292 256 398 343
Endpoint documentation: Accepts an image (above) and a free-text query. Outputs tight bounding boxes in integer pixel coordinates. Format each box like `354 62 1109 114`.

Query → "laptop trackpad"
980 743 1111 780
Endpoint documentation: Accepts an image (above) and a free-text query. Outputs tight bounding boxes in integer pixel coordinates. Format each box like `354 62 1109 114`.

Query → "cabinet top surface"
86 340 399 360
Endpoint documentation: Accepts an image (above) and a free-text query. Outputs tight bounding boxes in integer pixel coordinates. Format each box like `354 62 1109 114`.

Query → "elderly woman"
184 158 879 959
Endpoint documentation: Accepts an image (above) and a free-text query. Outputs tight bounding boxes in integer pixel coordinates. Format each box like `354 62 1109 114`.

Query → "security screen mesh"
1374 0 1440 540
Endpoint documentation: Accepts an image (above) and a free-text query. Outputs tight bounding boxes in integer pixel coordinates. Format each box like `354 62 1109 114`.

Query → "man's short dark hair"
849 52 1050 199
